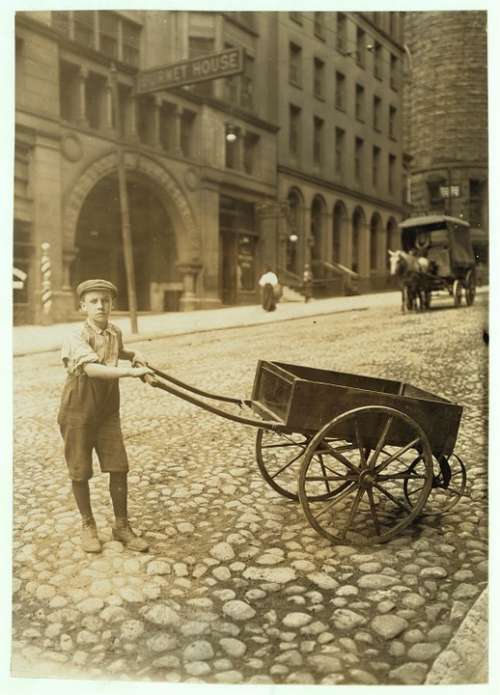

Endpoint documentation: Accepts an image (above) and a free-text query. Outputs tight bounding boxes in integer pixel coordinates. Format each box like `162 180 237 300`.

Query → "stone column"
151 95 162 148
302 203 312 269
198 181 222 308
127 91 140 143
103 77 114 135
177 262 203 311
77 67 89 128
173 105 183 156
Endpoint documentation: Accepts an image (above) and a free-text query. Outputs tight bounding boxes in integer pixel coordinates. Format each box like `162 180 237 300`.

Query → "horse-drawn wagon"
146 360 466 545
391 215 476 310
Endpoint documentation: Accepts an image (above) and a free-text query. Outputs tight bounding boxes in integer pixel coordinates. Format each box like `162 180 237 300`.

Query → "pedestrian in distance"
303 263 313 303
258 265 279 312
57 279 154 553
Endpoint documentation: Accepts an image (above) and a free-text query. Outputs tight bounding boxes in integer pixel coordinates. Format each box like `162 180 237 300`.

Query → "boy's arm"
119 347 146 364
84 363 152 380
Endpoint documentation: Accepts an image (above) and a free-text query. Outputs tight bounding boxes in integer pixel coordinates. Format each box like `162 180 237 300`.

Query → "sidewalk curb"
13 304 370 358
425 587 488 684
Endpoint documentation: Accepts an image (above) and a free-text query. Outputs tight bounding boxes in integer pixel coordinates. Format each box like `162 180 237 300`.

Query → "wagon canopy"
398 215 474 269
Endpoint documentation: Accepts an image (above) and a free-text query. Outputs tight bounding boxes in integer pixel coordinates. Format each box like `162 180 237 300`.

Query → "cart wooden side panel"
252 360 462 457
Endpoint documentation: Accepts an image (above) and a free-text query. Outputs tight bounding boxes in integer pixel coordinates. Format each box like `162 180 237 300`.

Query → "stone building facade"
14 10 406 325
276 11 405 294
402 11 488 273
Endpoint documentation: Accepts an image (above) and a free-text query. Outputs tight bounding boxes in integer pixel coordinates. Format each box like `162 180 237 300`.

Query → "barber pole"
40 242 52 316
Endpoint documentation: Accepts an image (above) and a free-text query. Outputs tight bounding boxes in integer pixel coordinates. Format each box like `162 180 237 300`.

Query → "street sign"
137 47 244 95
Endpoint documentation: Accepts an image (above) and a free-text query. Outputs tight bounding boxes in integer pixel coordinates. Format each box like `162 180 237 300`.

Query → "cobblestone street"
11 297 488 685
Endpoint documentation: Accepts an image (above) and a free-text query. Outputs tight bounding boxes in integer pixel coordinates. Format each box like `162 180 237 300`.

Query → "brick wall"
403 11 488 219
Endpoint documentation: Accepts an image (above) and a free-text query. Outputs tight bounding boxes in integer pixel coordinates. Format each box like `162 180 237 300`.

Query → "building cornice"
278 164 405 214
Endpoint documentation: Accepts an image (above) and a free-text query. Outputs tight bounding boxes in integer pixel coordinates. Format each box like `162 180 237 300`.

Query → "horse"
388 250 430 312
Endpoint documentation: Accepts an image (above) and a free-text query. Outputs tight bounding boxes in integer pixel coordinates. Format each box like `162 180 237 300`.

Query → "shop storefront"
219 195 260 305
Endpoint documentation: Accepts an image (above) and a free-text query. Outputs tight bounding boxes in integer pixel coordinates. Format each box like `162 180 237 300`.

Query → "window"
374 42 382 79
225 128 239 169
241 54 254 110
289 104 301 159
181 110 196 158
289 42 302 86
336 13 347 53
99 11 119 59
373 95 382 131
335 71 346 110
314 12 325 39
389 105 397 139
390 54 399 90
356 27 366 67
355 137 364 182
313 58 325 99
85 72 106 129
243 133 259 174
52 12 141 67
122 19 140 67
290 12 302 24
313 116 324 167
59 60 80 123
73 11 94 48
388 154 396 193
189 37 215 97
355 84 365 121
335 127 345 175
372 146 381 187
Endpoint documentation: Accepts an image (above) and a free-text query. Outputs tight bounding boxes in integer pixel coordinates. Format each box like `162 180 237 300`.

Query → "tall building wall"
403 11 488 227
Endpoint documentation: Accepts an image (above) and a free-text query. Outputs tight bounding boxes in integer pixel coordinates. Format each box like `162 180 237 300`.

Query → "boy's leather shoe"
81 522 102 553
112 524 149 552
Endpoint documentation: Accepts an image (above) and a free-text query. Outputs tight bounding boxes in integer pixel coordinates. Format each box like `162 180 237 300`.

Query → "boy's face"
80 290 113 326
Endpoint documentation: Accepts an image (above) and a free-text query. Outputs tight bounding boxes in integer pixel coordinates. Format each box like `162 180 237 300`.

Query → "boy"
57 279 153 553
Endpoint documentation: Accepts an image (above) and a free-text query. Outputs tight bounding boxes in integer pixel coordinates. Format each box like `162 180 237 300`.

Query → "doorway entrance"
219 196 258 305
72 174 179 311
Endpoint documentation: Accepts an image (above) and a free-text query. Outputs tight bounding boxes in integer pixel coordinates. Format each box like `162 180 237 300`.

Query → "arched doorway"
332 200 347 264
370 212 383 271
310 196 325 275
352 207 365 274
286 188 303 275
72 173 179 311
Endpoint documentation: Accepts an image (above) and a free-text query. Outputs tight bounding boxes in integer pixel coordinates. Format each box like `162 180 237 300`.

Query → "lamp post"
110 63 138 334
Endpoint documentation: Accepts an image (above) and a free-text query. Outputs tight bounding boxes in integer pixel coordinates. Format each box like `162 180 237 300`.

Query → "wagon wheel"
465 269 476 306
298 406 433 544
403 453 467 515
256 428 355 501
453 279 464 307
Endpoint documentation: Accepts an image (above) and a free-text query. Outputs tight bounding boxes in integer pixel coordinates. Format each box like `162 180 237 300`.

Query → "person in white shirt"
258 266 279 311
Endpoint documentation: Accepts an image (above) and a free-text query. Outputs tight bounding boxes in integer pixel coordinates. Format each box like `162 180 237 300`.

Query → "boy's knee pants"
60 416 129 481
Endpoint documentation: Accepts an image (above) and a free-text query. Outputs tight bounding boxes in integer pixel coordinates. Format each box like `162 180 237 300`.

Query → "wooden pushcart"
146 360 466 545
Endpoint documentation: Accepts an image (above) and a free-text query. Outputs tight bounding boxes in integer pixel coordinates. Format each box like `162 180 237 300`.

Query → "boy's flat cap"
77 279 118 298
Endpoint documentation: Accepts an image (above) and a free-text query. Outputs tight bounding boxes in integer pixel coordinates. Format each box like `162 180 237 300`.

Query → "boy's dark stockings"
72 473 128 526
71 480 93 524
109 471 128 522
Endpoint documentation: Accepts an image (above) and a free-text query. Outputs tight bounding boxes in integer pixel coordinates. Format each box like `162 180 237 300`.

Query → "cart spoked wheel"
298 406 433 544
256 428 356 501
453 279 464 307
465 270 476 306
403 453 467 515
